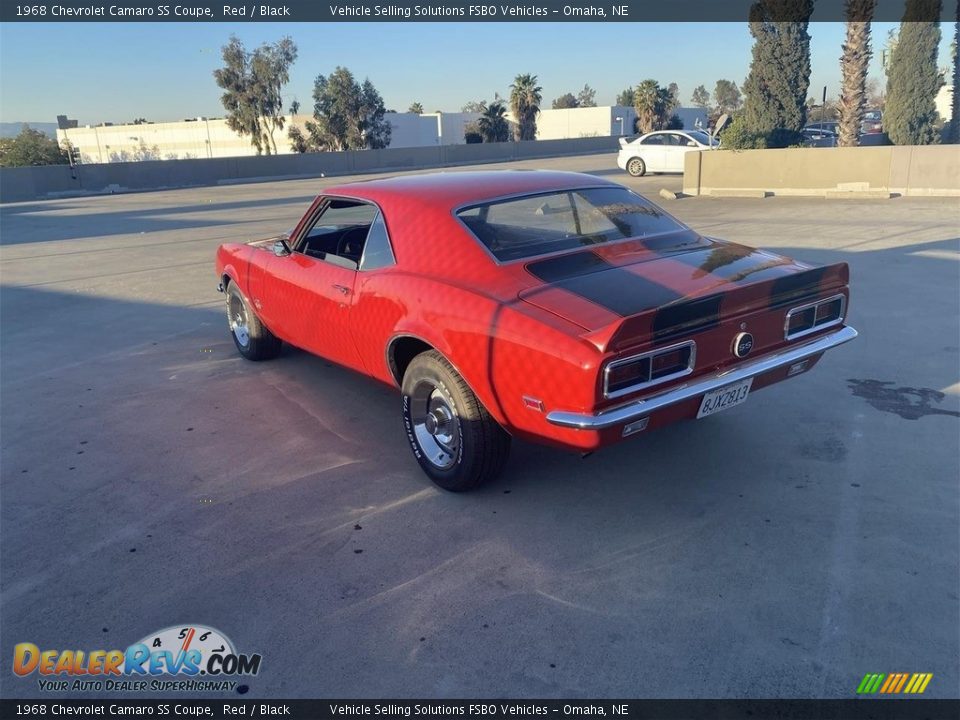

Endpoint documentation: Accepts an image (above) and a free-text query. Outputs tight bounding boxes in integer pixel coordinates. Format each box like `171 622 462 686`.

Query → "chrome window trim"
291 193 397 272
784 293 846 341
602 339 697 400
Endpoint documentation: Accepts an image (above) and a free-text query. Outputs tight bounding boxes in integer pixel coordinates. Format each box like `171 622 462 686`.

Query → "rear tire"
226 282 282 361
401 351 510 491
626 157 646 177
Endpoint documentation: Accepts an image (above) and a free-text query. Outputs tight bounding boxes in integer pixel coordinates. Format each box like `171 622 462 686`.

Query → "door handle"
332 284 351 295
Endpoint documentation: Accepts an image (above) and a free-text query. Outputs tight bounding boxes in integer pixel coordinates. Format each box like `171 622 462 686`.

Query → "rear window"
457 187 688 262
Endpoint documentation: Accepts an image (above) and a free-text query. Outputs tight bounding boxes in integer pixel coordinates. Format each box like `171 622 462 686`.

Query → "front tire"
626 157 646 177
401 351 510 491
226 283 282 361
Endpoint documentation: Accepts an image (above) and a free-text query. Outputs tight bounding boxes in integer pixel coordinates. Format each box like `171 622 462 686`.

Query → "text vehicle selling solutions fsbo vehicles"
215 171 857 490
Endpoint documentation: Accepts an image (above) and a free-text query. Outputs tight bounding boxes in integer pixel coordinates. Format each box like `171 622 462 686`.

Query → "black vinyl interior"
299 224 369 266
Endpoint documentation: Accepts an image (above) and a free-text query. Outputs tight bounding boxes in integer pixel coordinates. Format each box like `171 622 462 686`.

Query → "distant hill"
0 122 60 138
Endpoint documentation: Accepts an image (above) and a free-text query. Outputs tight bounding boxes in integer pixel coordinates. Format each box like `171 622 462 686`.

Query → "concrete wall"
683 145 960 198
0 135 618 203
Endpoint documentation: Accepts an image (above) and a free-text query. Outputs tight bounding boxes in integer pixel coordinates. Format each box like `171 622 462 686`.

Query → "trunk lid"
518 236 848 353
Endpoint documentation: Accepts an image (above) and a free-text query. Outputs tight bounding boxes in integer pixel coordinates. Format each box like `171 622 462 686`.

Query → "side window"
641 135 663 145
359 213 396 271
296 199 377 269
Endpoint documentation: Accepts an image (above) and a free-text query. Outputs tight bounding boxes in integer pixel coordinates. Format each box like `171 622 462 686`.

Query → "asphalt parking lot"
1 153 958 699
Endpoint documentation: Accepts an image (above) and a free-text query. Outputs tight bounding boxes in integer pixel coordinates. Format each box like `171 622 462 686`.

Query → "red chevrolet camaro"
215 171 857 491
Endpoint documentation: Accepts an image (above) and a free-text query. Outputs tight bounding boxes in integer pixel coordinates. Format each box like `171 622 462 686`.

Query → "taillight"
604 341 695 399
785 294 845 340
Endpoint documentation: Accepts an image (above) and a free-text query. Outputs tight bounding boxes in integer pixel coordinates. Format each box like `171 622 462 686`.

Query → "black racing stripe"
527 251 684 317
769 266 828 306
653 293 723 341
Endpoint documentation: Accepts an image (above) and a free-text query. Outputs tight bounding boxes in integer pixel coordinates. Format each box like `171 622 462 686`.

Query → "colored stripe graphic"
856 672 933 694
858 674 885 694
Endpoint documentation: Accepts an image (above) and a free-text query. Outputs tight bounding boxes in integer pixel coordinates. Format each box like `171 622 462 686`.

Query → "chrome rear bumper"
546 325 858 430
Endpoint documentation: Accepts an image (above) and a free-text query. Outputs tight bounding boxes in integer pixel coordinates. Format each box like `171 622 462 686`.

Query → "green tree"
551 93 579 109
667 83 680 112
213 35 298 155
0 125 70 167
461 100 488 113
289 99 301 115
713 79 743 113
838 0 877 147
477 101 510 142
633 79 674 133
288 126 309 152
408 102 424 114
303 67 392 151
616 87 635 106
741 0 814 147
691 85 711 110
885 0 943 144
577 83 598 107
510 73 542 141
633 80 660 133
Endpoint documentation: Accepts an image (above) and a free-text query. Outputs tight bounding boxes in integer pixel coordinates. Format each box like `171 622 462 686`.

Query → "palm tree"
633 79 662 133
838 0 877 146
408 102 424 114
510 74 542 141
477 101 510 142
949 1 959 143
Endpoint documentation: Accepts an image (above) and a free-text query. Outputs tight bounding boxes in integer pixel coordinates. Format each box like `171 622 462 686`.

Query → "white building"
55 106 708 164
935 84 953 123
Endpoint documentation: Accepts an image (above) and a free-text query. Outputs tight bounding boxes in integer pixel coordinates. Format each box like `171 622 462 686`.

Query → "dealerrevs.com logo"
13 624 261 692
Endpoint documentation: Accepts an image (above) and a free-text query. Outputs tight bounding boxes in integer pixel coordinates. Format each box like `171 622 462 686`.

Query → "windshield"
457 187 689 262
687 130 717 146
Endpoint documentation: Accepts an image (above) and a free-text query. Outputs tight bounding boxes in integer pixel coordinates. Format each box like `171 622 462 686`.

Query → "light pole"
614 116 624 136
204 118 213 158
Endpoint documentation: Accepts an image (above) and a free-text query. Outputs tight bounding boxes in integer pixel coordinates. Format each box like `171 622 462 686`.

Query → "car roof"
322 170 620 209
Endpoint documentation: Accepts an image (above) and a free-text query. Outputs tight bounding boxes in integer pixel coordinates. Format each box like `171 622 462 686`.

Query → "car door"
261 198 378 370
637 134 666 171
663 133 699 172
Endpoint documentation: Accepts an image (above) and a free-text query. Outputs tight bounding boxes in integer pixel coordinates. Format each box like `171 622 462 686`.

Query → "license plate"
697 378 753 419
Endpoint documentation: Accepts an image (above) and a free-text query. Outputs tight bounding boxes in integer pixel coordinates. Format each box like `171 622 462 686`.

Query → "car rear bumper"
545 325 858 430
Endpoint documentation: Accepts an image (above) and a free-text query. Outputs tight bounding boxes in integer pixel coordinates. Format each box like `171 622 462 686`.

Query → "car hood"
247 232 291 250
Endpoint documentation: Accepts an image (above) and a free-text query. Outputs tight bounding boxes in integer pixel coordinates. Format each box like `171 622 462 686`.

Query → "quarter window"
359 213 396 271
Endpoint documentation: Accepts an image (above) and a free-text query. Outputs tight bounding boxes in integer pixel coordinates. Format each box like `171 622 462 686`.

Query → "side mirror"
273 239 291 257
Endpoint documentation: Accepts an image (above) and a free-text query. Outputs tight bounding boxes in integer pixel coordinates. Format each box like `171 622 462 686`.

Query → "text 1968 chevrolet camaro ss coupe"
216 171 856 491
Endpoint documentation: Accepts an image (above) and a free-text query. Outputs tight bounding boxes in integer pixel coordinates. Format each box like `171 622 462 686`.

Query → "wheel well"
388 336 434 386
221 274 232 290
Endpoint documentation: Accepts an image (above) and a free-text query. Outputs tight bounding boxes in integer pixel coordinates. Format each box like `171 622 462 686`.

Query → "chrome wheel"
410 381 460 470
228 294 250 348
627 158 645 177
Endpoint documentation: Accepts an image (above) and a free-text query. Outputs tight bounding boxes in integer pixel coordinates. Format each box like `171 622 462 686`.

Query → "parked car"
802 126 838 146
805 121 840 135
216 171 857 491
861 109 883 134
617 130 719 177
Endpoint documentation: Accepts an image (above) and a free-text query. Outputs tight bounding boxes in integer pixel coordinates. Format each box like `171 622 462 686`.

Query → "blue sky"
0 21 950 124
